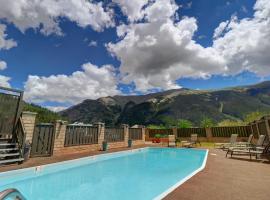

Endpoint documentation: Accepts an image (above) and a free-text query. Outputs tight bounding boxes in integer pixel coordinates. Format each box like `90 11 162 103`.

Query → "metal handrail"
0 188 26 200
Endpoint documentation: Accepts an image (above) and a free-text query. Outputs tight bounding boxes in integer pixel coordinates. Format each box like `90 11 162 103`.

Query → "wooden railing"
14 117 26 158
64 125 98 146
105 127 124 142
129 128 142 140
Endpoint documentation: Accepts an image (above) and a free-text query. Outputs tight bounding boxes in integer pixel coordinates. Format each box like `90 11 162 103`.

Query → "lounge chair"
233 134 253 148
182 134 200 148
214 134 238 149
168 135 176 147
226 135 268 159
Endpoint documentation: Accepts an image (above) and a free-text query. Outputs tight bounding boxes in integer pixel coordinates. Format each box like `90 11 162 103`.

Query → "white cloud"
0 60 7 70
213 20 229 38
45 106 68 112
112 0 149 22
108 0 270 92
0 75 10 87
213 0 270 76
0 0 114 35
24 63 121 104
0 24 17 50
108 0 226 92
88 40 98 47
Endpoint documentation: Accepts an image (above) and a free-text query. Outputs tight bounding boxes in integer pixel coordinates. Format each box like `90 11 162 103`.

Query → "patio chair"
182 134 200 148
233 134 254 148
214 134 238 149
226 135 268 159
168 135 176 147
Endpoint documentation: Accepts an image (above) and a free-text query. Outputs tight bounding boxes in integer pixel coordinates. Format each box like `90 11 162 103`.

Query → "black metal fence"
129 128 142 140
64 125 98 146
177 128 206 137
105 127 124 142
31 123 55 157
0 86 23 140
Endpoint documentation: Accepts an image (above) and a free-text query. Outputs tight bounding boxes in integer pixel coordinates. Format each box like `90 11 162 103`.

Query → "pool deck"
1 146 270 200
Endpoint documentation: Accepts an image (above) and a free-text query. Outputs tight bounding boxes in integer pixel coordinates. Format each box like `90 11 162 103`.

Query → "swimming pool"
0 147 208 200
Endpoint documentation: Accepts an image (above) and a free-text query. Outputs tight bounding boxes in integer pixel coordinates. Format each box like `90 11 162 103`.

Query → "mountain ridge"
60 81 270 126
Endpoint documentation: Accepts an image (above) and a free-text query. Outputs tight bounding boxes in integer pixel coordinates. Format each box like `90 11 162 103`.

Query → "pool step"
0 158 24 165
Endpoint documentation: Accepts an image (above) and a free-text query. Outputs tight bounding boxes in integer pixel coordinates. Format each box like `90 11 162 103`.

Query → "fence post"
205 127 213 142
53 120 67 154
21 111 37 143
95 122 105 150
122 124 129 146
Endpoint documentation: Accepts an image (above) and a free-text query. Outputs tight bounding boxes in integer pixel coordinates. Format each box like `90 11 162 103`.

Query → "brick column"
21 111 37 143
205 128 213 142
95 122 105 150
263 117 270 143
122 124 129 146
141 126 146 143
53 120 67 153
172 127 177 137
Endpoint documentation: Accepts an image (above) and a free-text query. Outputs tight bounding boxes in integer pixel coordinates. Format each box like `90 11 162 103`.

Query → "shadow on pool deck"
0 146 270 200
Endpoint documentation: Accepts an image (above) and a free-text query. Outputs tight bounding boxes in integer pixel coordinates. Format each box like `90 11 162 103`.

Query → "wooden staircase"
0 140 24 165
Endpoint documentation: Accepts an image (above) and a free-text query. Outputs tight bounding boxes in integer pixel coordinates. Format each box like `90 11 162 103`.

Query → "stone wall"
21 111 37 143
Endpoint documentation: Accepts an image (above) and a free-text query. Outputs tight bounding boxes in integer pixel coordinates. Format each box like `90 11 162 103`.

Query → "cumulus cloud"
0 60 7 70
0 24 17 50
45 106 68 112
88 40 98 47
24 63 121 104
0 75 10 87
108 0 226 92
0 0 114 35
108 0 270 92
213 0 270 76
112 0 149 22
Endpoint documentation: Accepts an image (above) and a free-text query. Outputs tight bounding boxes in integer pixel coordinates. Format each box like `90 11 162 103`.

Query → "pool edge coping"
153 148 209 200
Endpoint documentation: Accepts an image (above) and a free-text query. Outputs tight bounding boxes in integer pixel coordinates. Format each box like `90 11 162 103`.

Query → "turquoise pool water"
0 148 208 200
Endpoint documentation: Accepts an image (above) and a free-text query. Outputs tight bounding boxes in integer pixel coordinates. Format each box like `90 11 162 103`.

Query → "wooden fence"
177 128 206 137
211 126 251 137
64 125 99 147
105 127 124 142
129 128 142 140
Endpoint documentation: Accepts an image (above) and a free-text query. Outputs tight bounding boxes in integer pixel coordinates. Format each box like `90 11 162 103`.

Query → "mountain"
60 81 270 126
23 103 65 123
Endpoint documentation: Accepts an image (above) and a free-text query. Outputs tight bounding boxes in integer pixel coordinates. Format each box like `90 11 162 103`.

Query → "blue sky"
0 0 269 111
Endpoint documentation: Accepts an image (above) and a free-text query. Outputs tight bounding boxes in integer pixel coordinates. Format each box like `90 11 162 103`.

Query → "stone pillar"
53 120 68 153
263 117 270 143
21 111 37 143
95 122 105 149
205 128 213 142
145 128 149 141
141 126 146 143
172 127 177 137
122 124 129 146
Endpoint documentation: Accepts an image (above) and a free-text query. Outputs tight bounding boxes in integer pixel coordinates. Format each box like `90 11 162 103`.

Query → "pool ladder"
0 188 26 200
